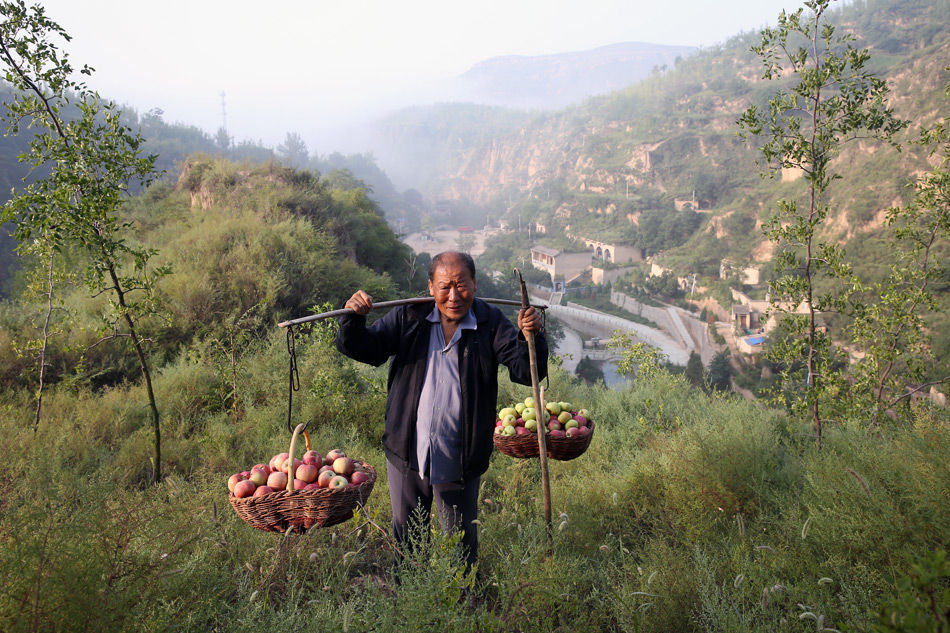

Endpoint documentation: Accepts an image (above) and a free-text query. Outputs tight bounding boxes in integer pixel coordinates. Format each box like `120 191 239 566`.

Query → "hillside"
371 0 950 381
372 0 948 257
0 158 421 393
0 91 423 294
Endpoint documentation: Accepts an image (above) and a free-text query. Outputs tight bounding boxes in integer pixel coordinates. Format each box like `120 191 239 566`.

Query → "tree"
456 232 476 253
277 131 309 168
214 126 231 151
737 0 906 448
708 350 732 392
1 2 168 481
847 88 950 420
685 351 704 388
575 356 605 386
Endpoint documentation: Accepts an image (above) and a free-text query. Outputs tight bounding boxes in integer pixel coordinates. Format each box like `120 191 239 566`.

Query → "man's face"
428 259 476 323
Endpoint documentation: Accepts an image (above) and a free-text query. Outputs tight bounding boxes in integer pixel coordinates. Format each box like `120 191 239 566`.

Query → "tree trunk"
106 261 162 483
33 248 55 431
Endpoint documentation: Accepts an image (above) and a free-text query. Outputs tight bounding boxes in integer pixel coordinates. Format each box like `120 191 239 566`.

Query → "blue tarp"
745 336 766 345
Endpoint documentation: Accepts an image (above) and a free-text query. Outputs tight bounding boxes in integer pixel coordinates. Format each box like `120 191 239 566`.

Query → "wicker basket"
228 423 377 533
493 420 595 462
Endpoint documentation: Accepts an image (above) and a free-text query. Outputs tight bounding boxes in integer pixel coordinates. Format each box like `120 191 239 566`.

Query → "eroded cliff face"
430 109 747 209
403 26 946 250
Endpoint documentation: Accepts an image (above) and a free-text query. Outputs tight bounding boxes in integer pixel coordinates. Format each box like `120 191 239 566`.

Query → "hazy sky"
34 0 805 152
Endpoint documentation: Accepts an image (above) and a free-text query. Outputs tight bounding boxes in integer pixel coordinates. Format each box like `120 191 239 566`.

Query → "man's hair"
428 251 476 282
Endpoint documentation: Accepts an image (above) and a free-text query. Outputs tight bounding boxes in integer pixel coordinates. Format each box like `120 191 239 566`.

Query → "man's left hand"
518 307 542 334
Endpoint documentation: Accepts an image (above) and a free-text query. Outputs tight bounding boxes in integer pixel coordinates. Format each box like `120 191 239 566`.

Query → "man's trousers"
386 458 481 569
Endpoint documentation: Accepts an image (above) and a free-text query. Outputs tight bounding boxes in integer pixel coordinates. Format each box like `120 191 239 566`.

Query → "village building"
732 304 758 332
530 246 592 289
720 259 762 285
738 334 766 355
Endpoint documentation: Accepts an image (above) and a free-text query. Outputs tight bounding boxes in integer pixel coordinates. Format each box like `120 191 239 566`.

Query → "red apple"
233 479 256 498
549 429 567 438
303 483 321 490
302 450 323 468
249 467 268 486
577 426 591 436
270 452 289 471
253 485 274 497
318 464 333 475
566 427 583 437
516 426 530 435
296 463 318 483
227 473 245 492
326 449 346 462
317 470 335 488
515 418 525 427
328 475 349 489
333 457 354 476
548 420 562 432
253 463 271 474
351 471 370 485
573 415 587 427
267 471 288 490
293 478 308 491
279 457 302 475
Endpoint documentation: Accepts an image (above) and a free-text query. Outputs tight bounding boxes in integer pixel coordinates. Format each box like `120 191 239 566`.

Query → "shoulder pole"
277 296 546 328
517 269 552 530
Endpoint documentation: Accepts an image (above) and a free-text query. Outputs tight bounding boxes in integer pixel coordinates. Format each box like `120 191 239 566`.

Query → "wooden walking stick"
516 269 552 530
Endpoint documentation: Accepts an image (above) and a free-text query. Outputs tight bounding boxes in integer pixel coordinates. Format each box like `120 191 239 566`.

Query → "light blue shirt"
415 305 477 484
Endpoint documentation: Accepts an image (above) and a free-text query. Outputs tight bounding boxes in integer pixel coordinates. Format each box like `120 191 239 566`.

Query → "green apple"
503 414 517 425
498 407 517 419
524 397 535 408
522 408 536 421
559 402 571 411
564 419 579 431
578 408 590 418
546 402 561 416
558 411 573 424
501 424 517 437
524 418 538 432
515 403 526 414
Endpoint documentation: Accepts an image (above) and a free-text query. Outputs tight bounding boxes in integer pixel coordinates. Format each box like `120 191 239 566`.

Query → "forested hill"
371 0 948 259
0 157 424 391
0 90 418 294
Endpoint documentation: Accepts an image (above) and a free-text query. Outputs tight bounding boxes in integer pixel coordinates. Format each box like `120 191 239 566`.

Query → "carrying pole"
517 269 552 530
278 297 545 328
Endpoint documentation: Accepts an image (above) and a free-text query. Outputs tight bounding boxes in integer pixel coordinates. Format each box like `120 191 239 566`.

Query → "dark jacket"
336 298 547 480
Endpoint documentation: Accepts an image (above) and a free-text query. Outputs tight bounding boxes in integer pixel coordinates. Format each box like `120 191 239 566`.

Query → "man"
335 251 546 568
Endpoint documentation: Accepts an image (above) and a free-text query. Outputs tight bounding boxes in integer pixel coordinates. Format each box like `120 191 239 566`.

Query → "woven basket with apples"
493 396 594 461
228 423 376 533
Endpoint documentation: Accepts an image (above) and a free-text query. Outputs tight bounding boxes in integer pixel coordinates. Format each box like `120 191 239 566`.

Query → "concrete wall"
612 245 643 264
592 266 635 285
555 252 594 283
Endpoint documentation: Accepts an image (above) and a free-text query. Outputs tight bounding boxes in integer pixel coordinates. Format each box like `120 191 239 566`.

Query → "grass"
0 334 947 632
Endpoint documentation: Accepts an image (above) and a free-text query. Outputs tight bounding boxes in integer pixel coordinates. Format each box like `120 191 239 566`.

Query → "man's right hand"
345 290 373 316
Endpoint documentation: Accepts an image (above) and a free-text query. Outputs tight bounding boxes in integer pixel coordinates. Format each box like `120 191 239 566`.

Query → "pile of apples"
494 397 591 439
227 448 371 499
